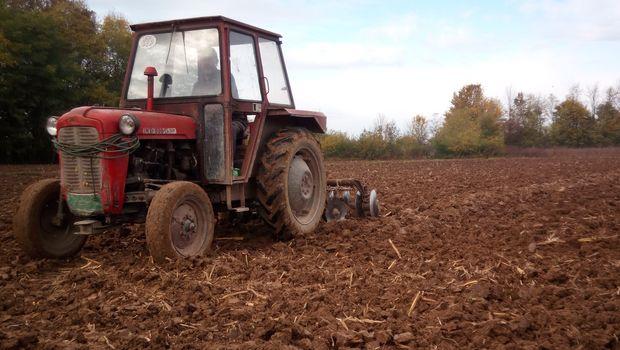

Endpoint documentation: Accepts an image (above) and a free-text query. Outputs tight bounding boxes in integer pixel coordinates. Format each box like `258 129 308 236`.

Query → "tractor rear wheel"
257 128 326 240
145 181 215 264
13 179 87 259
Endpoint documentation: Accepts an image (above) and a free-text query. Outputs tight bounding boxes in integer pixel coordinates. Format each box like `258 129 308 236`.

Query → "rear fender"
250 109 326 179
266 109 327 134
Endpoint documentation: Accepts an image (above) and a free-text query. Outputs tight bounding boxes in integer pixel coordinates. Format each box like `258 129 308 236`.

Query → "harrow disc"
325 179 380 220
325 191 349 222
355 189 380 218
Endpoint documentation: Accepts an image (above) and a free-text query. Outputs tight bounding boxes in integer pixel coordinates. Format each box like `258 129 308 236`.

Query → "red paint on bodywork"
58 106 196 139
268 108 327 133
56 106 196 215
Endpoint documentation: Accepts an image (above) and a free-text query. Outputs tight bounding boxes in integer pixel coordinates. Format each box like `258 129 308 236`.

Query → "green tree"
0 1 132 163
449 84 484 112
356 128 386 159
434 84 504 156
96 14 132 106
550 98 596 146
0 5 79 162
597 95 620 145
0 31 12 67
320 131 356 158
366 114 400 158
395 135 432 158
4 0 48 10
406 114 428 144
433 109 482 155
505 93 546 146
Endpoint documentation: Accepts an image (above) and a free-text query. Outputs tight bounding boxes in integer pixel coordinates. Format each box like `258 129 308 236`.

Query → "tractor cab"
120 16 321 185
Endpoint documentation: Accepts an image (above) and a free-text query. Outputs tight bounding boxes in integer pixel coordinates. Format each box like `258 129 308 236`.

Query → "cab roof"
130 16 282 38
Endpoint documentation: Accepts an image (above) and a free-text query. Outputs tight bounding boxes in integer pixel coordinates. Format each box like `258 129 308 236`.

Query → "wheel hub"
181 216 196 238
288 156 314 215
300 171 314 199
171 203 203 253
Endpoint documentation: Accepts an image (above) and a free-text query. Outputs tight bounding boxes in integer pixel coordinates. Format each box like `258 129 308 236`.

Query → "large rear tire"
13 179 86 259
145 181 215 264
257 128 326 240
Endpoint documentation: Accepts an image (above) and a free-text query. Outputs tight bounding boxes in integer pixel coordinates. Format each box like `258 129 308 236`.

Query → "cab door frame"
225 25 270 185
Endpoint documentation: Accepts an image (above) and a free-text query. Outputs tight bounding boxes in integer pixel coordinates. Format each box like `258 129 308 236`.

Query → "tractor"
13 16 379 264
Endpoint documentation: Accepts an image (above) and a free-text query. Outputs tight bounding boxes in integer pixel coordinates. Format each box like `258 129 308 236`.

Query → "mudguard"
267 108 327 134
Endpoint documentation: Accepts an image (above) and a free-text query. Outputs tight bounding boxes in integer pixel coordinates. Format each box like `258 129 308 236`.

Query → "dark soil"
1 151 619 349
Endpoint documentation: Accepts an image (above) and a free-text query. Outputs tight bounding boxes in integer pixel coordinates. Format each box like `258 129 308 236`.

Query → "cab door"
227 30 266 182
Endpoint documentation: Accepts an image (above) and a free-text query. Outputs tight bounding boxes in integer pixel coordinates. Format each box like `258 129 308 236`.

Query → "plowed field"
1 151 619 349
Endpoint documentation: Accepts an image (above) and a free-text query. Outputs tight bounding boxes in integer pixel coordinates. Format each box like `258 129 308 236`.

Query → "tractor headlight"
119 114 139 135
46 116 58 136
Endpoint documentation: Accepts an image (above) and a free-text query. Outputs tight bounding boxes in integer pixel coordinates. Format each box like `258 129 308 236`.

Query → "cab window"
229 31 261 101
127 28 221 99
258 38 291 105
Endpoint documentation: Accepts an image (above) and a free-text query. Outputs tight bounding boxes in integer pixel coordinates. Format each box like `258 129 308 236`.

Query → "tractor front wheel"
13 179 87 259
257 128 327 240
145 181 215 264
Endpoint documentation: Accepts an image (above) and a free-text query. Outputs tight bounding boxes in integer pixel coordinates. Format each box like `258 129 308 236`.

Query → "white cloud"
520 0 620 41
428 25 475 48
360 13 418 41
460 9 475 19
287 42 406 69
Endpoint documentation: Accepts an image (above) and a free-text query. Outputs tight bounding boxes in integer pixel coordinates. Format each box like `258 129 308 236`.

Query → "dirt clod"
394 332 415 344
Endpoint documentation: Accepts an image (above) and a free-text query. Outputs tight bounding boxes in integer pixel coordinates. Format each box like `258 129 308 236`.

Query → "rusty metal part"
325 191 348 222
327 179 365 195
326 178 380 218
288 156 314 217
58 127 102 194
124 191 148 203
268 109 327 133
130 16 283 38
288 147 323 226
170 198 208 256
73 219 105 236
368 189 379 217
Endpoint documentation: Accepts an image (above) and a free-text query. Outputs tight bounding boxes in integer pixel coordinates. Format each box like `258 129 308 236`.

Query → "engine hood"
57 106 196 139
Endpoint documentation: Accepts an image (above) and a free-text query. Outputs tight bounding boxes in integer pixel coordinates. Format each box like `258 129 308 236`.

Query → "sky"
86 0 620 134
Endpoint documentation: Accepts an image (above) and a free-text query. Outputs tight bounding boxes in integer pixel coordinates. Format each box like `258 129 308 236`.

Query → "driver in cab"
193 48 247 168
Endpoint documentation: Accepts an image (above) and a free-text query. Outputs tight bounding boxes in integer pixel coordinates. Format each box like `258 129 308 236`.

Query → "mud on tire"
257 128 326 240
13 179 86 259
145 181 215 264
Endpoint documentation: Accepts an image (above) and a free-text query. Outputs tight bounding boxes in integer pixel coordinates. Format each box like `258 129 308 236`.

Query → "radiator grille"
58 127 102 194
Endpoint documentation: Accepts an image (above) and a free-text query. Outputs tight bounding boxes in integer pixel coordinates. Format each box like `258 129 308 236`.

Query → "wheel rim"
39 191 77 248
170 197 207 257
287 149 322 225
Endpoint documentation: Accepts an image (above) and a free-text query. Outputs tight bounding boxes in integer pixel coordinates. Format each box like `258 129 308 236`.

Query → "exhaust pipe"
144 66 158 111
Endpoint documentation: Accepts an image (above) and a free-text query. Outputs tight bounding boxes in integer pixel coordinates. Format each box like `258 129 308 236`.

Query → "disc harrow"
324 179 380 222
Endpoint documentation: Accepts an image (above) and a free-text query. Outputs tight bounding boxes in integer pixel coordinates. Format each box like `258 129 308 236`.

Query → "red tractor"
13 16 379 263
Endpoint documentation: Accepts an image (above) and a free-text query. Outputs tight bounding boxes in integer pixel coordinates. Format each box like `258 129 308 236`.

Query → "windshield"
127 28 221 99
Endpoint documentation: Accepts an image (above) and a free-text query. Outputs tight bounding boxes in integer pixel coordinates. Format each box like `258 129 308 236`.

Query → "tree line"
1 1 618 163
0 0 131 163
321 83 620 159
